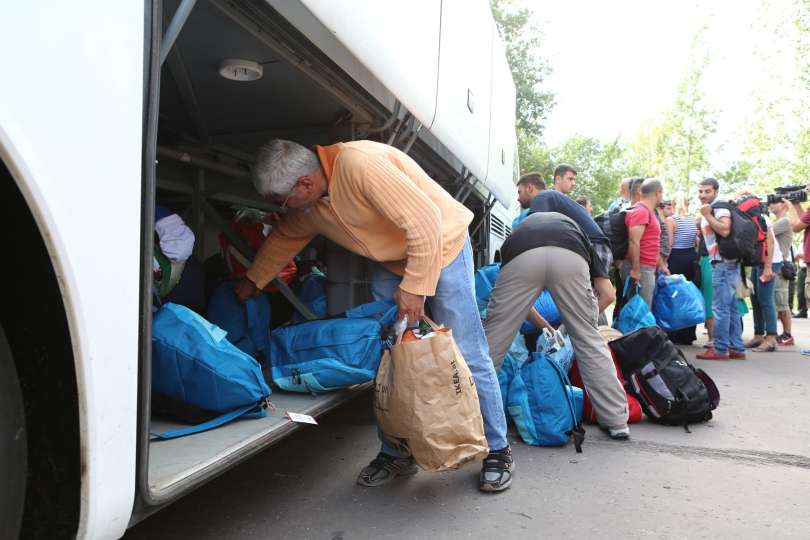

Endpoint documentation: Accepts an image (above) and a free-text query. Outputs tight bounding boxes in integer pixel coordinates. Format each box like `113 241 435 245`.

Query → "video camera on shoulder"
767 185 808 204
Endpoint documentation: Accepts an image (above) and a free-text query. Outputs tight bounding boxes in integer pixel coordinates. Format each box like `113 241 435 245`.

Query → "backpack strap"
150 402 262 440
544 355 585 453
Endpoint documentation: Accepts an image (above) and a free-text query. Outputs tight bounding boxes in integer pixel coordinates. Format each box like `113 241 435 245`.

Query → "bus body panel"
296 0 441 129
0 3 144 539
295 0 518 207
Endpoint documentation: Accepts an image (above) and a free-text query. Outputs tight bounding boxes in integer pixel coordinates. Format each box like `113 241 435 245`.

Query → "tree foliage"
490 0 555 141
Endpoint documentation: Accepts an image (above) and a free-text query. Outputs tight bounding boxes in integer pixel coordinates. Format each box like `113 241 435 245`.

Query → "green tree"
490 0 555 143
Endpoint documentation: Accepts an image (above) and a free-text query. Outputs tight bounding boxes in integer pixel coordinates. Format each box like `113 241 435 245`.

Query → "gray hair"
252 139 320 197
641 178 663 195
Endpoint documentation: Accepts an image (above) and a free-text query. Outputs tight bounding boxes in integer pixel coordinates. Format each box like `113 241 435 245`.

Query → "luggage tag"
286 411 318 425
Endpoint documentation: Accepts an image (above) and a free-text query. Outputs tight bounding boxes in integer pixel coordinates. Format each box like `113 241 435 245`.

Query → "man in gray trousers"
484 212 630 439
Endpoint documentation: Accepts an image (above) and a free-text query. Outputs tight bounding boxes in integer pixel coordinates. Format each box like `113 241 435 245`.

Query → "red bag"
569 350 643 424
219 221 297 293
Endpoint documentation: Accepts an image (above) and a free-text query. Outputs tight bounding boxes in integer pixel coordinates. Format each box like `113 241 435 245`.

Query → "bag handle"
543 354 584 453
621 277 641 301
393 316 444 345
150 402 261 440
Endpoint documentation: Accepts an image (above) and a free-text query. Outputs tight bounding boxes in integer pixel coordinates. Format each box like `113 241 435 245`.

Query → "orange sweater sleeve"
245 214 316 289
351 153 443 296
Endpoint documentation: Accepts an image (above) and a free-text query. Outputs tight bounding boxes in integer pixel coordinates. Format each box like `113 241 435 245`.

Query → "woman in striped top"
666 192 700 344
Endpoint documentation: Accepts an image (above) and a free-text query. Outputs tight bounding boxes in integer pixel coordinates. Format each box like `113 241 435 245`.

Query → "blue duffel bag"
207 280 271 364
520 290 563 333
652 273 706 331
474 263 562 329
151 303 271 439
506 351 585 451
270 303 390 393
498 333 529 422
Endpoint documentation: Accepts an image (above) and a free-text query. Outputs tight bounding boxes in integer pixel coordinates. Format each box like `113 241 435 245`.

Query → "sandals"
479 447 514 492
752 342 777 353
744 337 764 349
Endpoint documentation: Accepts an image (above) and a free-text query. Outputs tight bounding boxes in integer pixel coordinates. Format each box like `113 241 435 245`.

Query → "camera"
767 185 808 205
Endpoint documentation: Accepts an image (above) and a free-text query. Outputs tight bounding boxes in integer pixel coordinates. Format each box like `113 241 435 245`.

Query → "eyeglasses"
276 180 300 211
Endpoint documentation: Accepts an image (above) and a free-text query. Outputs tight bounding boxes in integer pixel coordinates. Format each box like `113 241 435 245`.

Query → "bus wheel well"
0 163 81 538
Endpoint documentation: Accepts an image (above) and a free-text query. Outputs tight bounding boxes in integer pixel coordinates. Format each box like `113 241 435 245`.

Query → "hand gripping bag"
151 303 271 439
506 351 585 451
652 274 705 331
614 278 656 335
374 317 489 471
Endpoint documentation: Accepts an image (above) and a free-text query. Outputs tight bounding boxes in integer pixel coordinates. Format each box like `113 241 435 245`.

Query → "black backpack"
609 327 720 430
595 207 630 261
714 197 767 266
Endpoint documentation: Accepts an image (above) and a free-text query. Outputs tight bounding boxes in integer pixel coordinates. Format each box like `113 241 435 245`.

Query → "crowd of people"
235 137 809 496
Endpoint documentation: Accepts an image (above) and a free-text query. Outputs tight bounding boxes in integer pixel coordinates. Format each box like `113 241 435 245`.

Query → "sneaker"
696 349 730 361
729 350 747 360
777 334 795 346
794 311 807 319
802 349 810 357
357 452 418 487
607 426 631 440
479 447 514 493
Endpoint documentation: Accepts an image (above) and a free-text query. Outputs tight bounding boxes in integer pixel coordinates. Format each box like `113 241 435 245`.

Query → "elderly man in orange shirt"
236 139 513 493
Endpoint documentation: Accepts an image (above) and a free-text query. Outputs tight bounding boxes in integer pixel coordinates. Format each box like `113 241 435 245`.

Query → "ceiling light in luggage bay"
218 58 263 82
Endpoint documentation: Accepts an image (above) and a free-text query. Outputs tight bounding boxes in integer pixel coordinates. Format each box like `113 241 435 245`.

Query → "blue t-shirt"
529 190 608 244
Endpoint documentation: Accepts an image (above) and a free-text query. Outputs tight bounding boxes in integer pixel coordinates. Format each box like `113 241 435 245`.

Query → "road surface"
126 315 810 539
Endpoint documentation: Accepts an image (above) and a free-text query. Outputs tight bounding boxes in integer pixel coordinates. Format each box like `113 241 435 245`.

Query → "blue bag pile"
207 280 271 363
293 271 328 322
506 351 584 451
269 300 397 393
151 303 271 439
614 278 657 335
652 273 706 331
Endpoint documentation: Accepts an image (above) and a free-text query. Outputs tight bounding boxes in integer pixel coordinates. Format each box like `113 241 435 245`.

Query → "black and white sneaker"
479 447 514 493
356 452 418 487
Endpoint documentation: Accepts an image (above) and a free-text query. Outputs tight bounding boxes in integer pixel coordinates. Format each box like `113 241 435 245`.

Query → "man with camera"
789 184 810 354
769 198 795 345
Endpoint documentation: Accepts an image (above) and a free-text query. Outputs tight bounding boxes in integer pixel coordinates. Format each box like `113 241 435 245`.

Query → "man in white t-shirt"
770 199 795 345
695 178 746 360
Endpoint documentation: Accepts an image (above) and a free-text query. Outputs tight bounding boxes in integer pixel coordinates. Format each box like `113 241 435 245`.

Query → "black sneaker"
356 452 418 487
479 447 514 493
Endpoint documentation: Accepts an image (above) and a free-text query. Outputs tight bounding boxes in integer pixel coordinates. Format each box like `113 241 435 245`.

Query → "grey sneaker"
607 426 630 440
356 453 418 487
479 447 514 493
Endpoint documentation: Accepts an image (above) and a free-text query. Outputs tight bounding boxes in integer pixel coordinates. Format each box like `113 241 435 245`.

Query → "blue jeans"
712 262 744 354
751 263 782 336
370 240 508 455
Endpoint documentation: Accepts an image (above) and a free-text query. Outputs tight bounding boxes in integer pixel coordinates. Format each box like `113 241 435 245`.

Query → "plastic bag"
535 327 574 373
614 278 656 335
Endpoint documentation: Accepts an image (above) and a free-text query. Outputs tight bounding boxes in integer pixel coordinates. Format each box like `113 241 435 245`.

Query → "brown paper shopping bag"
374 317 489 471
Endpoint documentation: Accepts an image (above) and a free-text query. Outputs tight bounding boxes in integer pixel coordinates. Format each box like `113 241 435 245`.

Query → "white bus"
0 1 517 538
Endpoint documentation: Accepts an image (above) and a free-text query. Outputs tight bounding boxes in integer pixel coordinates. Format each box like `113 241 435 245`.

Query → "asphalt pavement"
126 315 810 540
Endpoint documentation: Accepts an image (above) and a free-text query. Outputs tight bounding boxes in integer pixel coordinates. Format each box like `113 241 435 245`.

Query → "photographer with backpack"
695 178 747 361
